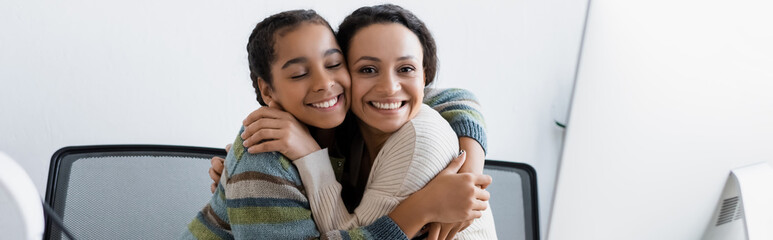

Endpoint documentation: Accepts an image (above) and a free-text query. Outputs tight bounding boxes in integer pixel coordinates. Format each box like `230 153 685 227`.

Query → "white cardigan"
295 104 496 239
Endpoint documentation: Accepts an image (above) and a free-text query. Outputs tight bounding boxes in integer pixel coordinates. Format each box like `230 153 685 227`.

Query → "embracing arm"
214 88 487 185
295 148 490 239
185 129 407 240
423 87 487 175
295 106 490 238
423 88 487 154
423 88 490 239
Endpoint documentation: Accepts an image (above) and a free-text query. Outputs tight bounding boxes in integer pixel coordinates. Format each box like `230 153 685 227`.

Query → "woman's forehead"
348 23 422 60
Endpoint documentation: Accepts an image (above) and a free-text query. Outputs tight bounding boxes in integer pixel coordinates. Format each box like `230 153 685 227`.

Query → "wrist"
389 189 432 237
290 143 321 161
459 137 485 174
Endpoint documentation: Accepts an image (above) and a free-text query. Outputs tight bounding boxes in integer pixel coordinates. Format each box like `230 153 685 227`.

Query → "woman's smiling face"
347 23 426 134
260 22 351 129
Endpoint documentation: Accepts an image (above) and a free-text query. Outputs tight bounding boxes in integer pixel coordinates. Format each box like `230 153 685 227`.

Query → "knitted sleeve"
423 87 488 153
180 175 235 240
181 127 406 240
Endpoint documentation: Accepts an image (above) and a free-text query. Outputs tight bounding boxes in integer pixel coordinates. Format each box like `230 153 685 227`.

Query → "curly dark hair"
246 10 333 106
336 4 438 86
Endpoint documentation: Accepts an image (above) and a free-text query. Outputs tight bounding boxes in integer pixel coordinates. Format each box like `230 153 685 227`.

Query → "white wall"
0 0 587 236
548 0 773 239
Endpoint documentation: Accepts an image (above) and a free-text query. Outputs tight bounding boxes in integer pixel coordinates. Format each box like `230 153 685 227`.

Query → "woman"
184 8 489 240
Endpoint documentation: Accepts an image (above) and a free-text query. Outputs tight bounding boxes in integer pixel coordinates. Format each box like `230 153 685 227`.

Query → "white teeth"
311 97 338 108
371 101 402 110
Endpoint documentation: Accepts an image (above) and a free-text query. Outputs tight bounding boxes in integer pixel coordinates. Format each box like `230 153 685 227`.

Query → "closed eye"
291 73 308 79
326 62 342 69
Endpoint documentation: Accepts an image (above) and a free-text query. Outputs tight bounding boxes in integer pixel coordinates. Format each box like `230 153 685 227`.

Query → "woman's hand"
241 102 320 161
209 144 230 193
419 151 492 222
388 151 492 237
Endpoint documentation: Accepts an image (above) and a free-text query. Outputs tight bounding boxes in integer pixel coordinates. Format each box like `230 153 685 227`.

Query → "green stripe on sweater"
440 109 486 128
187 218 222 240
227 206 311 224
279 155 291 170
233 134 245 161
347 228 367 240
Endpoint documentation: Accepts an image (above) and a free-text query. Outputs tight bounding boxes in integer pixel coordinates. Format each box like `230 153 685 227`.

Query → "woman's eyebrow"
281 57 307 69
324 48 343 56
397 55 417 61
353 56 380 64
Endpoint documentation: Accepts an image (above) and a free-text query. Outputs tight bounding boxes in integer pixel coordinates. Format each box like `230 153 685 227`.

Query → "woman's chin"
368 122 406 134
309 119 345 129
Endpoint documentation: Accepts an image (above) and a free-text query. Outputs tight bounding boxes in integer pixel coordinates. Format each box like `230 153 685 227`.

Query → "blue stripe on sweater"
436 104 477 111
226 197 309 208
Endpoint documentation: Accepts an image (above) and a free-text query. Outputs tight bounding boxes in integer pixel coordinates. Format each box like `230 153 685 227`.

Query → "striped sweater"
181 88 487 239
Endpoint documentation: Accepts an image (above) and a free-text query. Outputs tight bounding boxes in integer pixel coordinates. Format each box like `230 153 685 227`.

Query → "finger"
437 223 451 240
244 118 287 134
209 167 220 182
427 223 441 240
474 174 492 188
242 107 285 127
446 223 461 240
211 157 224 174
242 116 279 140
210 183 216 194
469 210 483 220
241 117 292 141
459 220 473 233
441 150 466 175
438 224 448 240
471 199 488 211
474 187 491 202
247 140 283 154
225 144 232 152
268 100 286 111
242 108 266 127
244 129 282 148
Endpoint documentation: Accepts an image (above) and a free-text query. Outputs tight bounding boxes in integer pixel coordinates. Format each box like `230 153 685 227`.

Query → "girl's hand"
240 102 320 161
209 144 230 193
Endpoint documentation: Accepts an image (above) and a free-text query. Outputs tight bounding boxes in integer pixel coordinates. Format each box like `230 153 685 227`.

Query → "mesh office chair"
44 146 538 239
484 160 539 240
44 145 225 240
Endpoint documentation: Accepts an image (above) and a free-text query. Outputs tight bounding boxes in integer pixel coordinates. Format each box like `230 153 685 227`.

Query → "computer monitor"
547 0 773 239
0 152 44 240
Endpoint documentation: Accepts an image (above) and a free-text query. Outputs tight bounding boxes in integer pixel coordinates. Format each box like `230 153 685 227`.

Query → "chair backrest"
484 160 539 240
44 145 225 240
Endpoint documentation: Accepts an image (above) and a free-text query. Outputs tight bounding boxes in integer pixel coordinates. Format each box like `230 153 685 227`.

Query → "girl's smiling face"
347 23 426 134
260 23 351 129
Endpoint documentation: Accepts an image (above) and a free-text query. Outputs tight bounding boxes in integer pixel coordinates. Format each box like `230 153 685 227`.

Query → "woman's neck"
356 119 392 163
309 127 336 149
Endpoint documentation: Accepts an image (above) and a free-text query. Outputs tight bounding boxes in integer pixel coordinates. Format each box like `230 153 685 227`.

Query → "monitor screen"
548 0 773 239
